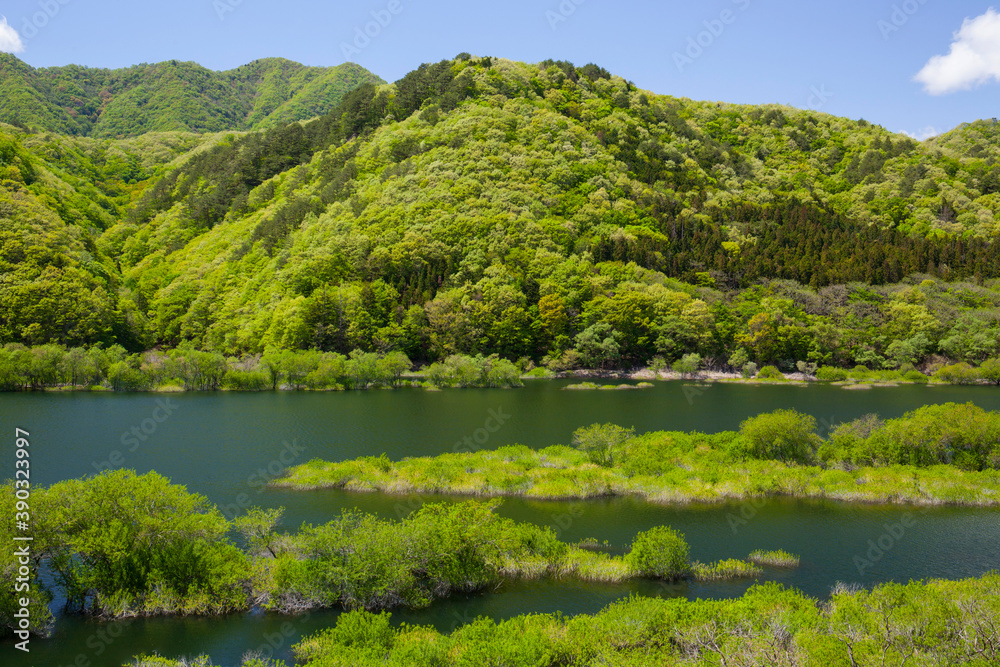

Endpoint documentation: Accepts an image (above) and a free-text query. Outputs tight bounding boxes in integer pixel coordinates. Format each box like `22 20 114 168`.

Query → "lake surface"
3 380 1000 666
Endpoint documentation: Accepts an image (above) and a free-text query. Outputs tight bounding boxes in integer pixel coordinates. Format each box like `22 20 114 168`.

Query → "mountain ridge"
0 54 386 137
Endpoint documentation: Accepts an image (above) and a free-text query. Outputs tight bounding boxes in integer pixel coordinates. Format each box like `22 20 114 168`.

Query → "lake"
3 380 999 666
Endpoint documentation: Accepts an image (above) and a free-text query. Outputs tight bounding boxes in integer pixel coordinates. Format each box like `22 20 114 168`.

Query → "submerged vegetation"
277 403 1000 505
0 471 791 636
131 572 1000 666
748 549 801 568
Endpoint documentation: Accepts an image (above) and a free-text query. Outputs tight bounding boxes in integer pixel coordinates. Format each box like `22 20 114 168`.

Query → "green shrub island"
279 403 1000 505
129 572 1000 666
0 470 795 636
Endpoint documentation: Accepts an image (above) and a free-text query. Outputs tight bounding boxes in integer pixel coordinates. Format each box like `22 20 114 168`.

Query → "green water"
2 380 999 666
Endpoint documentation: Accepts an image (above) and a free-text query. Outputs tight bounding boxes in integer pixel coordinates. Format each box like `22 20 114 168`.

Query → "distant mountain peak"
0 55 385 137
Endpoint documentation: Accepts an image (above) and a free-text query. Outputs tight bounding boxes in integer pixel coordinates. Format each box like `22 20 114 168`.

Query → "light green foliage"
6 55 1000 378
36 470 251 617
980 357 1000 385
624 526 690 580
727 348 749 371
754 365 784 380
0 54 383 137
424 354 521 388
261 500 566 612
747 549 800 567
127 655 287 667
572 423 635 466
672 353 701 377
827 403 1000 470
933 362 981 385
10 469 769 635
0 483 54 636
739 409 819 463
815 366 848 381
691 558 762 581
280 405 1000 505
278 573 1000 666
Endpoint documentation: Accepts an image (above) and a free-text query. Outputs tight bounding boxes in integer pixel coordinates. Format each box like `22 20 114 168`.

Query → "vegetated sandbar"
275 407 1000 507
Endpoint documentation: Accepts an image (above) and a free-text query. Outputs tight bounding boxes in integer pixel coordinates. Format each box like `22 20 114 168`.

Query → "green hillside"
0 54 384 137
2 55 1000 373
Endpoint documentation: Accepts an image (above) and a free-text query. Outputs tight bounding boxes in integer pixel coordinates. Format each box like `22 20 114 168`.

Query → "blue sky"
0 0 997 138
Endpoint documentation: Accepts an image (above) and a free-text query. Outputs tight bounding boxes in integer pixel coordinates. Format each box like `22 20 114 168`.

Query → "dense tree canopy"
2 56 1000 369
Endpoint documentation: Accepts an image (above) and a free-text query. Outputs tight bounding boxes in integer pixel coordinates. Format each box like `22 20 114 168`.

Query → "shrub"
980 358 1000 385
545 349 581 372
672 353 701 378
933 363 980 385
823 414 884 463
815 366 848 382
572 423 635 466
425 354 522 388
741 361 758 378
727 348 750 371
107 361 153 391
865 403 1000 470
739 409 819 463
850 365 871 380
755 365 783 380
624 526 690 580
903 370 928 383
224 369 270 391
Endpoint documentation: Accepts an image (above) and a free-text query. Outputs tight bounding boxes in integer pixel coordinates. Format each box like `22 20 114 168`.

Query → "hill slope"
0 55 385 137
2 55 1000 371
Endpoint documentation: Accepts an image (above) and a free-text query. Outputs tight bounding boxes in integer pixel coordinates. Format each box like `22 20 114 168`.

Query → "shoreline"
275 437 1000 510
6 370 987 393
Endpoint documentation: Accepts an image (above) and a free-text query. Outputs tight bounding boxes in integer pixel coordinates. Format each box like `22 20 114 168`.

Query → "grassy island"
1 471 792 635
276 403 1000 506
130 571 1000 667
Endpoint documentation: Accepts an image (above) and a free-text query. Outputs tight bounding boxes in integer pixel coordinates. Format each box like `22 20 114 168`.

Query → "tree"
572 423 635 466
61 347 98 387
979 358 1000 386
738 410 819 463
672 353 702 378
727 348 750 372
795 360 818 376
537 294 569 347
376 351 412 387
37 470 250 615
233 507 284 558
574 323 621 369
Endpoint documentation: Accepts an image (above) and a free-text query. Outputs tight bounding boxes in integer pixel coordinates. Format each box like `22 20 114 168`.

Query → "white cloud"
915 8 1000 95
900 126 940 141
0 16 25 53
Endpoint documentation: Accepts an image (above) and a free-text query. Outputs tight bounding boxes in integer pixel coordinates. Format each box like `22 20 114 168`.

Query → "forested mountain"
2 54 1000 371
0 54 384 137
